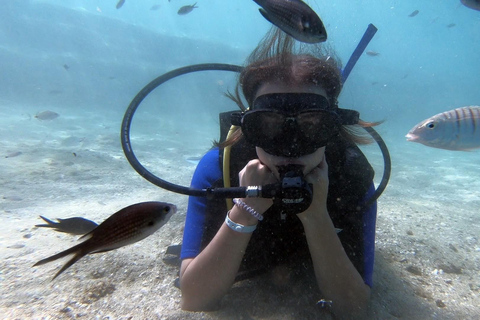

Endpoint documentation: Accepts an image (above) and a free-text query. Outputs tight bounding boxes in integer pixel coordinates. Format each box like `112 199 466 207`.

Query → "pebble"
435 299 446 308
406 265 422 276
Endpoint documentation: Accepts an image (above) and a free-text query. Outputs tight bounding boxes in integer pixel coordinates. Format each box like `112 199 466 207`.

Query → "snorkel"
121 24 390 214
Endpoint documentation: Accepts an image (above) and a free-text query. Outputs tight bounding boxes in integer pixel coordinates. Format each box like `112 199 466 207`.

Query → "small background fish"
116 0 125 9
35 111 59 120
178 3 197 15
5 151 22 158
35 216 98 235
408 10 419 17
33 201 176 279
406 106 480 151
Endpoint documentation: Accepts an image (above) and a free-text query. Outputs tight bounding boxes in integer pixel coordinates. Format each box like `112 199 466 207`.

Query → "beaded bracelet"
233 198 264 221
225 210 257 233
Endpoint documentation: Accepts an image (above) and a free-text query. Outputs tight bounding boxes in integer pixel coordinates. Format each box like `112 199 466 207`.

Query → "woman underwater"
179 29 380 319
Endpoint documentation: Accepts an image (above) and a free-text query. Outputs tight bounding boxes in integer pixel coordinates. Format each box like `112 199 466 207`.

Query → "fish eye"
148 221 155 226
425 121 436 129
163 206 171 213
303 21 310 29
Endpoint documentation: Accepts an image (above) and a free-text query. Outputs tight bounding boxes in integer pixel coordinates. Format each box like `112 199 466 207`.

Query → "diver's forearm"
180 208 256 311
299 210 371 319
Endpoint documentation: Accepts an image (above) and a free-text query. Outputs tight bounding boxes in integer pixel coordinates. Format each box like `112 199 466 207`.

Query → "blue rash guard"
181 148 377 287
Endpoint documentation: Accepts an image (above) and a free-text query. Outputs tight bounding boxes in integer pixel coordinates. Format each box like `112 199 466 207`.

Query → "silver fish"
5 151 22 158
178 3 198 15
185 155 202 165
406 106 480 151
33 202 176 279
35 216 98 235
253 0 327 43
461 0 480 11
35 110 59 120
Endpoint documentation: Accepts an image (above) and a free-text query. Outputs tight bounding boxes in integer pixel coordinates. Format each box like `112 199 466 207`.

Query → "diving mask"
231 93 359 157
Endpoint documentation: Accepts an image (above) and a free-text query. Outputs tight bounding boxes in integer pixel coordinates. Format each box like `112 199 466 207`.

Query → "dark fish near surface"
178 3 198 15
461 0 480 11
406 106 480 151
116 0 125 9
33 202 176 279
253 0 327 43
150 5 161 11
447 23 456 28
366 50 380 56
408 10 419 17
35 216 98 235
35 111 59 121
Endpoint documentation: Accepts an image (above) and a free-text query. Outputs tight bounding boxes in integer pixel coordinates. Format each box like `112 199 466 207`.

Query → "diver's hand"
298 155 329 218
237 159 275 217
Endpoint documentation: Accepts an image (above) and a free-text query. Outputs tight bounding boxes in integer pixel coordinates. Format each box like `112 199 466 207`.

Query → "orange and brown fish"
33 202 176 280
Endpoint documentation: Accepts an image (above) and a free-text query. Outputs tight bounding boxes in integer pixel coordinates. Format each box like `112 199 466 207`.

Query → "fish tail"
51 252 86 280
33 242 83 267
36 215 57 227
33 243 88 280
35 224 55 228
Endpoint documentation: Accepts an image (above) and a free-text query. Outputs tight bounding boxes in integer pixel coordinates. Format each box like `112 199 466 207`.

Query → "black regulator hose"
121 63 244 197
362 126 391 210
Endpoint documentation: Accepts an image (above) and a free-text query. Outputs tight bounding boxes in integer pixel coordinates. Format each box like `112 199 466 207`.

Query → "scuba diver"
177 29 381 318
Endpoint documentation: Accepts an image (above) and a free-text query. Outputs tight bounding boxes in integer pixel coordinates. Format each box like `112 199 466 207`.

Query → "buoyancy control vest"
199 111 375 277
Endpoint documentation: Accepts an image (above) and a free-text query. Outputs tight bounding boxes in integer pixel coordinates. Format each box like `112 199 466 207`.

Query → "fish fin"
35 224 55 228
78 230 93 240
90 248 117 254
33 242 84 267
257 8 305 41
51 252 86 280
258 8 274 24
38 215 58 226
78 227 97 240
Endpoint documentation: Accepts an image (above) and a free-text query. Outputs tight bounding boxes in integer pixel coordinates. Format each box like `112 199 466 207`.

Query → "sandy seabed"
0 105 479 320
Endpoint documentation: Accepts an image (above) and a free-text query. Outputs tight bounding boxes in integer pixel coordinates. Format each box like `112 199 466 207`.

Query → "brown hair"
218 28 379 148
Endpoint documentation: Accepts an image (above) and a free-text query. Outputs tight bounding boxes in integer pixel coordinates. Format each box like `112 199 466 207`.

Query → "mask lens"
242 111 284 144
241 110 339 157
297 111 338 140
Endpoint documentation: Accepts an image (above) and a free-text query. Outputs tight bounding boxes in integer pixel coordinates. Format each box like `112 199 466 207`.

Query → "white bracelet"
233 198 264 221
225 210 257 233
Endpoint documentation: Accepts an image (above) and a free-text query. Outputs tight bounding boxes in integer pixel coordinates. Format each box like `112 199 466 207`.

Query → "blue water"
1 0 479 319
